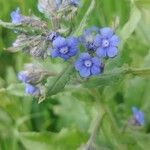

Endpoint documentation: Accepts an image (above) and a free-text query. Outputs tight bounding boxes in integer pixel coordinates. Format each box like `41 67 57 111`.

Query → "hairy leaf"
120 5 141 47
20 129 88 150
45 64 74 97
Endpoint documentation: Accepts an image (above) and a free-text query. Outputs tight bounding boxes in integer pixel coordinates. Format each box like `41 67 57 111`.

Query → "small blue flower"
75 53 102 77
18 71 37 84
18 71 29 83
51 36 78 60
94 27 120 58
81 26 99 51
10 8 23 24
132 106 145 126
25 84 40 97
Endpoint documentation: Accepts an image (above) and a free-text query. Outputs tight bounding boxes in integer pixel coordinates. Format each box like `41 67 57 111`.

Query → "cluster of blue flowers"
75 27 120 77
48 27 120 78
11 10 120 95
10 0 120 96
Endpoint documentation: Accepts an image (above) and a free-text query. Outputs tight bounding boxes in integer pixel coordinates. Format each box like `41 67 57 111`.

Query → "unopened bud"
18 64 53 85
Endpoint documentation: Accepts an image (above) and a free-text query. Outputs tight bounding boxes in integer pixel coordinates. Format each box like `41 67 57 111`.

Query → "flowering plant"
0 0 122 102
0 0 150 149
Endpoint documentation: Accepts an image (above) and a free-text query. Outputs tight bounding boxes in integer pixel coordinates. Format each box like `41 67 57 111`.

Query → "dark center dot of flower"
59 47 69 54
84 60 92 67
102 39 110 48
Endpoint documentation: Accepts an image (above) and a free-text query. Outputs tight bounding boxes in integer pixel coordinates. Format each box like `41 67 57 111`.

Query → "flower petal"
51 49 59 58
110 35 120 46
60 54 70 60
96 47 107 58
74 60 83 71
79 53 91 60
94 34 102 47
100 27 113 38
68 48 78 56
67 37 78 48
79 67 91 78
91 57 101 67
91 66 100 75
107 47 118 58
52 37 66 48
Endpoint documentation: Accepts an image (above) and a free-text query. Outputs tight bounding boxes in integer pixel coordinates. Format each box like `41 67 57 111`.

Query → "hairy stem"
0 20 43 35
83 112 106 150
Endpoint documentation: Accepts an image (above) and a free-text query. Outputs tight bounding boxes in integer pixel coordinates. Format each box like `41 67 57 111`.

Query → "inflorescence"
9 0 120 97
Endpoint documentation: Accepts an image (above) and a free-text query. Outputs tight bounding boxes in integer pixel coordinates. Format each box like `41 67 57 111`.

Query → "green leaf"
83 67 150 88
53 93 91 132
136 0 150 8
45 64 74 97
120 5 141 47
0 20 43 35
5 67 18 84
128 132 150 149
83 68 129 88
20 129 88 150
74 0 95 36
6 83 25 97
0 108 13 132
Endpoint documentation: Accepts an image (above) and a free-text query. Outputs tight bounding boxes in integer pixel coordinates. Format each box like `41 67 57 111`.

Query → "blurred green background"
0 0 150 150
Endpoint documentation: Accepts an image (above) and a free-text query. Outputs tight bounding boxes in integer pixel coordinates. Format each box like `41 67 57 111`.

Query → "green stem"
91 89 128 150
0 20 43 35
74 0 95 36
93 89 120 133
83 112 106 150
83 67 150 88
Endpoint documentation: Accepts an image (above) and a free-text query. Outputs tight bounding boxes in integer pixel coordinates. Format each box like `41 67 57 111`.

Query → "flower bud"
11 7 48 32
11 35 48 58
10 8 23 24
18 64 51 85
47 31 59 42
131 106 145 126
37 0 58 18
25 84 41 97
22 16 48 32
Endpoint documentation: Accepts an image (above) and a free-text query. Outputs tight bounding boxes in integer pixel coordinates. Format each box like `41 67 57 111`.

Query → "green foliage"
20 129 88 150
45 64 74 98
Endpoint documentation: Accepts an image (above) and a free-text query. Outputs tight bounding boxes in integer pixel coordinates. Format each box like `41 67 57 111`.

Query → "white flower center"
60 47 69 54
84 60 92 67
102 39 109 48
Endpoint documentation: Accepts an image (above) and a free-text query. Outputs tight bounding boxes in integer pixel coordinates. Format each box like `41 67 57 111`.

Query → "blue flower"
75 53 102 77
10 8 23 24
18 71 29 83
81 26 99 51
25 84 40 97
51 36 78 60
94 27 120 58
132 106 145 126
